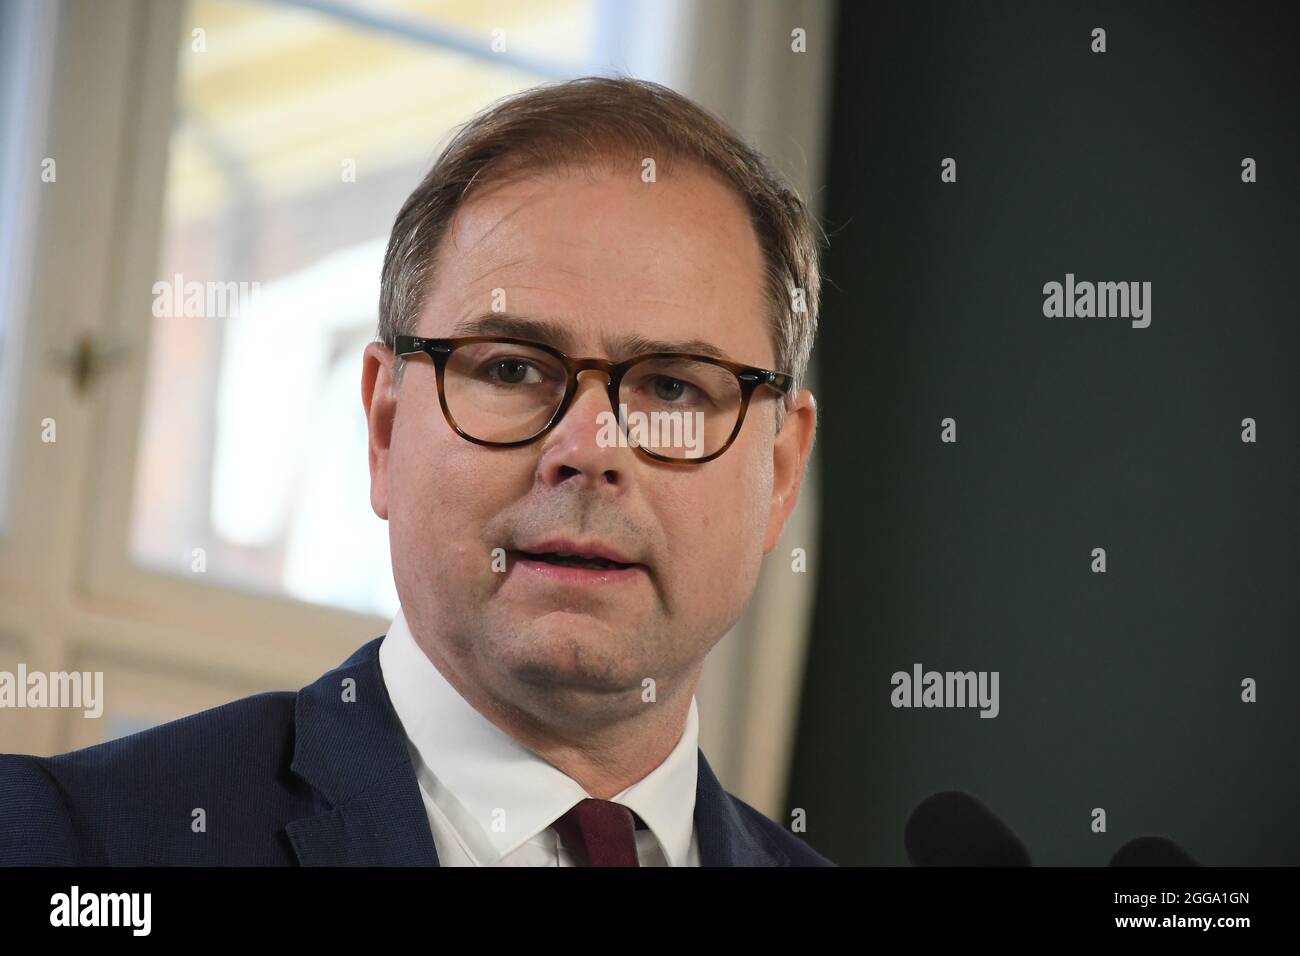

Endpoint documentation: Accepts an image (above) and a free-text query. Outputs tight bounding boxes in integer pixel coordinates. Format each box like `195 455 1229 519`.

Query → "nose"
535 369 627 488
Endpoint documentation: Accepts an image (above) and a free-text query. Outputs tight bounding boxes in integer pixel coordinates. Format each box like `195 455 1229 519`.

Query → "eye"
484 358 543 385
650 375 699 403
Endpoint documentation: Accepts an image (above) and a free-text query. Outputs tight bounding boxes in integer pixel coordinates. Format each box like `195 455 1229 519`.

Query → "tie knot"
552 798 644 866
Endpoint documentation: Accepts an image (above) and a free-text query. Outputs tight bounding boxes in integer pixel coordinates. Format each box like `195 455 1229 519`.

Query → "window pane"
0 0 56 535
130 0 596 616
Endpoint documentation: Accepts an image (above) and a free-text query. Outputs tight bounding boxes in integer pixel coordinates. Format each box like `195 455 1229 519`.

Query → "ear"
762 389 817 553
362 341 398 521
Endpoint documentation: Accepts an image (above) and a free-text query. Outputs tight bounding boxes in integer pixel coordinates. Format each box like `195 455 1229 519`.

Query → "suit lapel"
285 637 441 866
694 748 790 866
285 636 786 867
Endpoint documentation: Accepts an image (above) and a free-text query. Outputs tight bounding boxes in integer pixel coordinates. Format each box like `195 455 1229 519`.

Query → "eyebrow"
449 313 733 362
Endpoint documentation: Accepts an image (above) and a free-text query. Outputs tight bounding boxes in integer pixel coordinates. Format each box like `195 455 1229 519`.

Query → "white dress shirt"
378 606 702 866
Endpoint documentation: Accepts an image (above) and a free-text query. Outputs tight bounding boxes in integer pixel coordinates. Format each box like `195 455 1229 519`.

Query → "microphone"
904 790 1032 866
1109 836 1199 866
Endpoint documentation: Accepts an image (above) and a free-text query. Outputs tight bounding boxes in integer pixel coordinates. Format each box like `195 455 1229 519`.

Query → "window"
130 0 616 616
0 0 57 534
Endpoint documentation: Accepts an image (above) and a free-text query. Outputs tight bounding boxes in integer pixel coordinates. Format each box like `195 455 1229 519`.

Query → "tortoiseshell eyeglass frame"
393 334 795 465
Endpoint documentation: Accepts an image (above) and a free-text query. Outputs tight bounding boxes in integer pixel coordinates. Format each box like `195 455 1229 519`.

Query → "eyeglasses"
394 334 794 464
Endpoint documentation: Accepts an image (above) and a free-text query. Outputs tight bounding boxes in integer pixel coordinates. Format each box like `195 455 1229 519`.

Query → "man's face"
363 160 815 725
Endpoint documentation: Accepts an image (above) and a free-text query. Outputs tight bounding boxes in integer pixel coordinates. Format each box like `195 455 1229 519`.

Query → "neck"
505 690 695 798
416 632 700 799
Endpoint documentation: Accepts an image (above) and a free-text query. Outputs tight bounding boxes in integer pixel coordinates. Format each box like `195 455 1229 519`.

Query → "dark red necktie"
552 798 646 866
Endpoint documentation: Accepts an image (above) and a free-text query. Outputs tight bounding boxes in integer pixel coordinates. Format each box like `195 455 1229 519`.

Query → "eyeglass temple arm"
755 370 796 404
394 335 447 356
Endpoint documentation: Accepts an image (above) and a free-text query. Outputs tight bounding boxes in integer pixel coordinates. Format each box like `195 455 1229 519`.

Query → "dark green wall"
788 0 1299 865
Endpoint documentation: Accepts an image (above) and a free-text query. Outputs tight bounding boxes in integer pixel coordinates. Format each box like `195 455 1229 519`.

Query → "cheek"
387 404 508 582
656 455 770 604
722 427 776 537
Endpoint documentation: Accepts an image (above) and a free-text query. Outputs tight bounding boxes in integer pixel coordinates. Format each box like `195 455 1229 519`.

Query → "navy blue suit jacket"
1 637 834 866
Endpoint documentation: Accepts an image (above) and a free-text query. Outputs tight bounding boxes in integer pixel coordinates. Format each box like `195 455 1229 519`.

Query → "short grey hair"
377 75 822 429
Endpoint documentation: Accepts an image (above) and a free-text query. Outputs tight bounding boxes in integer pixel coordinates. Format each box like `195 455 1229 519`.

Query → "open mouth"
513 550 636 571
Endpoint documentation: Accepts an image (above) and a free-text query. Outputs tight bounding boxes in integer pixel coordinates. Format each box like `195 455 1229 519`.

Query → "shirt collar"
379 605 699 866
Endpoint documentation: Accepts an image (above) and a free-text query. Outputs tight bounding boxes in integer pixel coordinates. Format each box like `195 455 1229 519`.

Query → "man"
0 76 829 867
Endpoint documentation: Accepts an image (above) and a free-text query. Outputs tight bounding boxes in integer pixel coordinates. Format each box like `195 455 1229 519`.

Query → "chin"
496 624 638 693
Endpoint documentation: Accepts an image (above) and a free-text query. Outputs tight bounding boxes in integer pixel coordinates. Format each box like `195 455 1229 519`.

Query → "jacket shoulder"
1 690 305 865
0 754 80 865
725 791 837 866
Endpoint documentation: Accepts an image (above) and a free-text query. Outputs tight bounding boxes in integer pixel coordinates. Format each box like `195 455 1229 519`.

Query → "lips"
520 552 628 570
511 539 642 571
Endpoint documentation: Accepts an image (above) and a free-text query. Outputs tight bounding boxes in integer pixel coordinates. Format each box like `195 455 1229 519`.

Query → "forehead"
419 160 774 365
